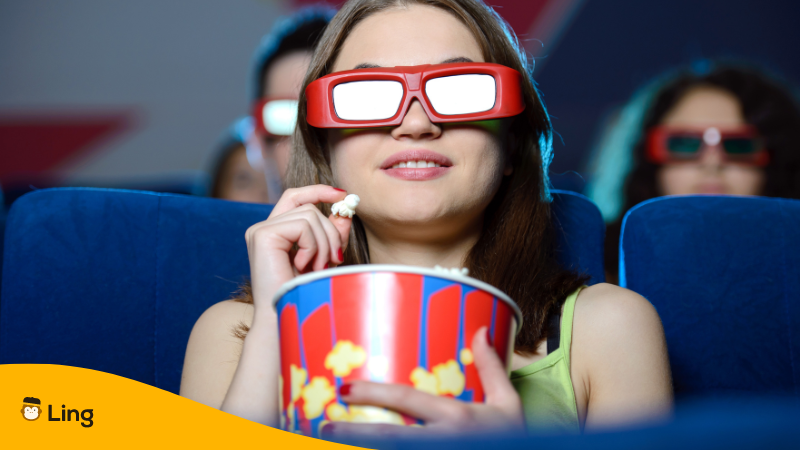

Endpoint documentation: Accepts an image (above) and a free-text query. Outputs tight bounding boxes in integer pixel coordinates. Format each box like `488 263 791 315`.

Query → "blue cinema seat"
551 189 605 285
620 195 800 398
0 188 604 394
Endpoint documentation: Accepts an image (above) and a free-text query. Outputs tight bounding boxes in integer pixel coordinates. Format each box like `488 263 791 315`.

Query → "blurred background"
2 0 799 204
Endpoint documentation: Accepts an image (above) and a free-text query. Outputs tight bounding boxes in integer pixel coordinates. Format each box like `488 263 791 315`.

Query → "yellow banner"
0 364 363 448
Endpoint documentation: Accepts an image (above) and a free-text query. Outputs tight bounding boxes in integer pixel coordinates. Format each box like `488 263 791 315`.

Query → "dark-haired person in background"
207 6 336 203
586 62 800 283
208 117 270 203
248 6 336 201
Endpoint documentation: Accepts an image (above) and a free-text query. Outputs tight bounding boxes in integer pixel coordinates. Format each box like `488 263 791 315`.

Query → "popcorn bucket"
272 264 522 437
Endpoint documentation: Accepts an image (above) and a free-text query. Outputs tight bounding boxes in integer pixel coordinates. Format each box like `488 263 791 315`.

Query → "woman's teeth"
389 161 442 169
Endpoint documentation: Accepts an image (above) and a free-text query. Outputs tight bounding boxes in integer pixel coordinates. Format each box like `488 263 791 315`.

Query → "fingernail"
339 383 352 396
324 263 329 269
333 187 346 192
338 248 344 262
486 330 494 347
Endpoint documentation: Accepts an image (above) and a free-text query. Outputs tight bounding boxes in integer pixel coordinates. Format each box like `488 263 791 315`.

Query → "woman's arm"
571 283 673 430
179 185 351 426
180 300 253 408
180 298 281 425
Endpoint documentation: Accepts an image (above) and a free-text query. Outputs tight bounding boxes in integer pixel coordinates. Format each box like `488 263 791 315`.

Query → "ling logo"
20 397 94 427
22 397 43 421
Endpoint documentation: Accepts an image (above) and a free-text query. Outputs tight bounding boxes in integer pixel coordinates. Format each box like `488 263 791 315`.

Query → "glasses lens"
262 100 298 135
425 74 496 115
722 138 758 155
333 81 404 121
666 136 703 156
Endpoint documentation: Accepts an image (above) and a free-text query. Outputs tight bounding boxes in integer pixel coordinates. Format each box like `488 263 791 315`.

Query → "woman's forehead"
661 86 744 127
332 4 484 73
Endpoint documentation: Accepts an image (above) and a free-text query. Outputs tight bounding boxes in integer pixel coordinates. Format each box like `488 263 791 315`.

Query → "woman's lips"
380 149 453 181
380 150 453 169
697 183 726 194
383 166 451 180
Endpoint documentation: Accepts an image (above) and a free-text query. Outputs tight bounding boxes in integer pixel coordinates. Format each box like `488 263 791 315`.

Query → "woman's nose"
699 143 725 170
391 99 442 140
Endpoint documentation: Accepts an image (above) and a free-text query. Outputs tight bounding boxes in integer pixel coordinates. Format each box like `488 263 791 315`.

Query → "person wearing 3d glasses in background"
585 62 800 283
245 6 336 202
182 0 672 436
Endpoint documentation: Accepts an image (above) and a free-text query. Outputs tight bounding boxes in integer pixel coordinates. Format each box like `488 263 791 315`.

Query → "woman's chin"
358 201 467 232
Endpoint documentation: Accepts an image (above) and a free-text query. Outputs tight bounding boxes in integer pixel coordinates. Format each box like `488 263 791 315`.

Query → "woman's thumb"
328 213 352 257
472 327 518 407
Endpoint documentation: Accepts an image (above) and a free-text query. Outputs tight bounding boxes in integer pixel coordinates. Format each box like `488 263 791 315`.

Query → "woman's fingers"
338 381 464 423
271 185 347 217
472 327 523 412
327 213 352 254
246 218 322 304
269 206 334 271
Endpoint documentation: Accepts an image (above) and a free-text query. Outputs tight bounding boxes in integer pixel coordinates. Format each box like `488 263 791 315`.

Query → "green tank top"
510 287 584 433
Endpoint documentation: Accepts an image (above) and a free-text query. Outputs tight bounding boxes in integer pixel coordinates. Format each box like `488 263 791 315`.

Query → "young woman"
181 0 672 435
586 63 800 282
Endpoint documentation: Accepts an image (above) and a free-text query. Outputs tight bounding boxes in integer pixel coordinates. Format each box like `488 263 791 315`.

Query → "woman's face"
328 5 510 236
217 145 270 204
657 86 765 196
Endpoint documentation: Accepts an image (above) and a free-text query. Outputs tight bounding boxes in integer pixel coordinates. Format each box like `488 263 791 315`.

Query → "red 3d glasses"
252 97 299 137
646 125 769 166
305 62 525 128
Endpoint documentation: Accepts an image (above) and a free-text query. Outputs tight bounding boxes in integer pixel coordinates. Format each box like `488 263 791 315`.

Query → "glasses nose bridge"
401 72 436 122
404 72 422 91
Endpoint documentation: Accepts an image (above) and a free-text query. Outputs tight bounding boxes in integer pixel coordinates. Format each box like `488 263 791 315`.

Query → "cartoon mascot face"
22 397 42 421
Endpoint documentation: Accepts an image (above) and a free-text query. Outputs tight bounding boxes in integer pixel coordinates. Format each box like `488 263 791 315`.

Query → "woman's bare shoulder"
574 283 662 330
571 283 672 428
572 283 666 359
193 299 255 336
180 300 254 407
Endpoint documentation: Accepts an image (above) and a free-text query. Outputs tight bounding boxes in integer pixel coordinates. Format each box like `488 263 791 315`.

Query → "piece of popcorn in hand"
331 194 360 218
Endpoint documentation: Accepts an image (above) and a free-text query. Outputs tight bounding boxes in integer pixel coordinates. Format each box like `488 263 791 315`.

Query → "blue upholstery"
552 189 605 285
620 195 800 398
0 188 273 393
0 188 604 393
343 398 800 449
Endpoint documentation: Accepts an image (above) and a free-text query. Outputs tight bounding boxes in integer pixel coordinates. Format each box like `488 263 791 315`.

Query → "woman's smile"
380 149 453 180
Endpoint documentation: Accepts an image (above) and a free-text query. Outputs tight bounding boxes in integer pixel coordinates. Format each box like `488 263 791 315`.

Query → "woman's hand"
221 184 350 425
245 184 351 313
323 327 526 438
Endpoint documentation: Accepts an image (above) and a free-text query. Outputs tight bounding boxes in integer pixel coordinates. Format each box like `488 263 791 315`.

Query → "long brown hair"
237 0 587 352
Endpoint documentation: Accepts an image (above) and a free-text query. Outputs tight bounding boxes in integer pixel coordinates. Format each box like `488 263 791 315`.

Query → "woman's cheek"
657 165 700 196
723 166 766 196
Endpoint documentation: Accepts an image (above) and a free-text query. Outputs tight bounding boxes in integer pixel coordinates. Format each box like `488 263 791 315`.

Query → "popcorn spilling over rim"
331 194 360 218
433 265 470 277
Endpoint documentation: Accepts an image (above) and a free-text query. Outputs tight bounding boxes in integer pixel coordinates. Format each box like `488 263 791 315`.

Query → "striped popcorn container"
272 264 522 437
